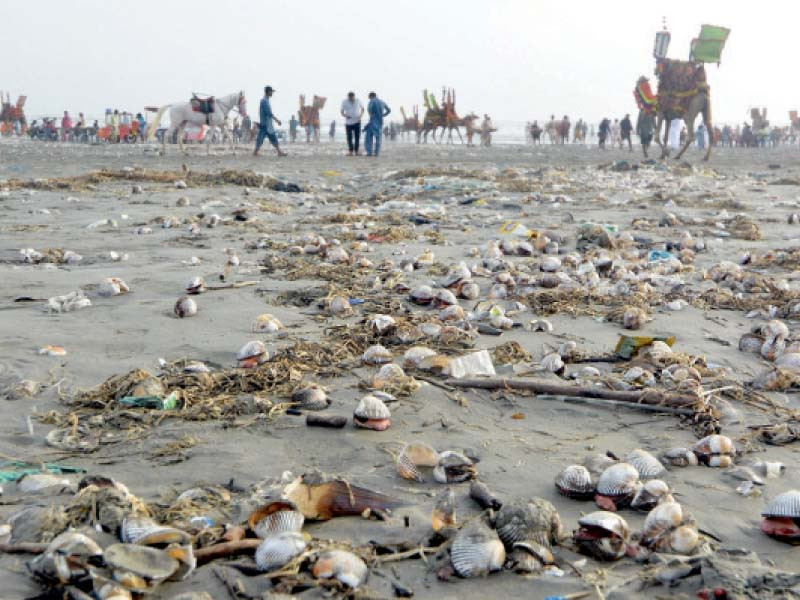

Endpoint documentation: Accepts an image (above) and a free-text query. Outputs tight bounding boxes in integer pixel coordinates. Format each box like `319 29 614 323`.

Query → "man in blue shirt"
364 91 391 157
254 86 286 157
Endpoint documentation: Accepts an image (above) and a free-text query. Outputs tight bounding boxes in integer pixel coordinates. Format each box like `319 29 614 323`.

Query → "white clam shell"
255 532 306 572
450 520 506 578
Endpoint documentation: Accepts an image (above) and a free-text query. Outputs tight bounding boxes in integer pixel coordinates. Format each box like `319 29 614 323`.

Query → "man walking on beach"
340 92 364 155
635 108 655 157
364 92 391 157
620 114 633 151
254 86 286 157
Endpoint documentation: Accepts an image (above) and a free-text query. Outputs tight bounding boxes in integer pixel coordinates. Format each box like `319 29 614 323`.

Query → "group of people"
253 87 391 157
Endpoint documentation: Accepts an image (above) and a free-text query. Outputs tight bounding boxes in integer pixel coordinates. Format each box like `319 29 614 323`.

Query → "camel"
298 94 326 143
442 112 479 144
651 59 713 161
399 106 421 141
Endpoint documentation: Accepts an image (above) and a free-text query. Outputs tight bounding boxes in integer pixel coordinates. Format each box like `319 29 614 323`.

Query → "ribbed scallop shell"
762 490 800 518
255 531 306 572
494 499 561 548
643 501 684 539
249 502 305 538
450 520 506 578
291 384 329 410
596 463 640 497
583 453 618 476
237 340 267 361
555 465 595 499
121 515 192 546
396 441 439 482
362 345 393 365
626 449 666 480
354 394 391 420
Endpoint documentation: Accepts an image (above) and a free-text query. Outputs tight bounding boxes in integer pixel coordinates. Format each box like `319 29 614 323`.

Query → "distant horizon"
4 1 799 128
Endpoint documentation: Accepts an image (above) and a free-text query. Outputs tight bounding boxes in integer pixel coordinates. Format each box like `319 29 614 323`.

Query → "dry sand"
1 138 800 599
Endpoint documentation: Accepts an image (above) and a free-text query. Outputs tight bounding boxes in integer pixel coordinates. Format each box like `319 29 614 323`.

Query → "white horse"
147 91 247 154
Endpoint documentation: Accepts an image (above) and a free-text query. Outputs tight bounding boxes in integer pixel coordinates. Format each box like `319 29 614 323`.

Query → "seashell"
353 394 391 430
249 501 305 538
761 490 800 541
165 542 196 581
434 288 458 307
362 344 393 365
558 341 579 360
325 246 349 263
622 306 647 330
529 319 553 332
418 321 442 337
255 531 307 572
595 463 640 511
367 314 396 335
104 543 179 591
283 471 402 521
458 281 480 300
186 276 206 295
121 515 192 546
692 434 735 467
579 366 601 378
666 299 687 311
494 498 562 548
442 262 472 287
292 383 331 410
746 459 785 479
18 473 71 494
541 352 565 374
433 450 476 483
489 314 514 329
761 336 786 361
765 319 790 340
508 539 554 572
469 480 502 510
517 241 534 255
409 285 434 305
130 376 164 398
574 511 630 561
631 479 672 511
627 449 666 480
762 490 800 519
417 353 452 374
237 340 267 368
432 487 457 532
538 273 561 288
540 256 562 272
667 525 700 554
98 277 130 297
96 582 133 600
173 296 197 318
27 531 103 584
439 304 466 321
583 453 618 476
312 549 368 588
251 313 283 333
402 347 437 371
396 442 439 482
659 447 698 467
724 466 764 486
775 353 800 371
327 294 353 317
450 519 506 577
555 465 595 500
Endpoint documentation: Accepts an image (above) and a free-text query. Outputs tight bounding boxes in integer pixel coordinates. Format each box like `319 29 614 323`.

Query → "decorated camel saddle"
190 95 215 115
653 59 708 119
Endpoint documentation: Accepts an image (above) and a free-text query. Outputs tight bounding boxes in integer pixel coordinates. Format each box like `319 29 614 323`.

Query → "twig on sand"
0 542 48 555
195 539 261 564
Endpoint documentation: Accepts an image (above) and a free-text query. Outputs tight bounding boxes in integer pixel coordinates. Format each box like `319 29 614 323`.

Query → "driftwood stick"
195 539 261 564
0 542 48 555
536 394 695 416
445 378 699 408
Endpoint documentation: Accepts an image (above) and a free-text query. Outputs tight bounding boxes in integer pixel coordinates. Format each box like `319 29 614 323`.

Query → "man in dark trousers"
254 86 286 157
620 114 634 151
636 109 655 157
340 91 364 155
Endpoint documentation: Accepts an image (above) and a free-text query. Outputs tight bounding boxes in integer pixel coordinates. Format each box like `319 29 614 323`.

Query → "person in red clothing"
61 111 73 142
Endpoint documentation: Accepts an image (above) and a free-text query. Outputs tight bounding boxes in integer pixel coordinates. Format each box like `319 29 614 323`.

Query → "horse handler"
254 86 286 157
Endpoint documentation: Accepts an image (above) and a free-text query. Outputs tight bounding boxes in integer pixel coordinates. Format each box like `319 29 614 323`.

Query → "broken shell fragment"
312 549 368 588
282 471 402 520
432 487 457 532
121 514 192 546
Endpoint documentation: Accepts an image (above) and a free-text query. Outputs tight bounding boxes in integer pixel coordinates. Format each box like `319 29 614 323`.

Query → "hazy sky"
4 0 798 126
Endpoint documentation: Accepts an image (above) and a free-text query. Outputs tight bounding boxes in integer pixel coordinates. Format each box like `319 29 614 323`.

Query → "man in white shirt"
340 91 364 155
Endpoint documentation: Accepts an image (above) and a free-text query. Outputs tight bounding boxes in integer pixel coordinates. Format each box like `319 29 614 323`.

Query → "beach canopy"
690 24 730 63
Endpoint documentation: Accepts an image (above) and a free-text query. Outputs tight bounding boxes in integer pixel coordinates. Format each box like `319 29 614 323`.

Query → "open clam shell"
248 501 305 538
450 519 506 578
186 276 206 295
237 340 267 368
291 384 329 411
121 515 192 546
761 490 800 542
631 479 672 511
312 549 368 588
362 345 393 365
693 434 735 467
574 511 630 561
27 531 102 584
433 450 476 483
104 543 178 591
255 531 307 572
555 464 595 500
396 442 439 482
627 449 666 480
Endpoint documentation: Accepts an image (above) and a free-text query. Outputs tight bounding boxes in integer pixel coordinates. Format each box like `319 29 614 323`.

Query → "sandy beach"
1 138 800 599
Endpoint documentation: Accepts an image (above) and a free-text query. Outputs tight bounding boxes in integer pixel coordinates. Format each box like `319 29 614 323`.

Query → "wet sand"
1 139 800 598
